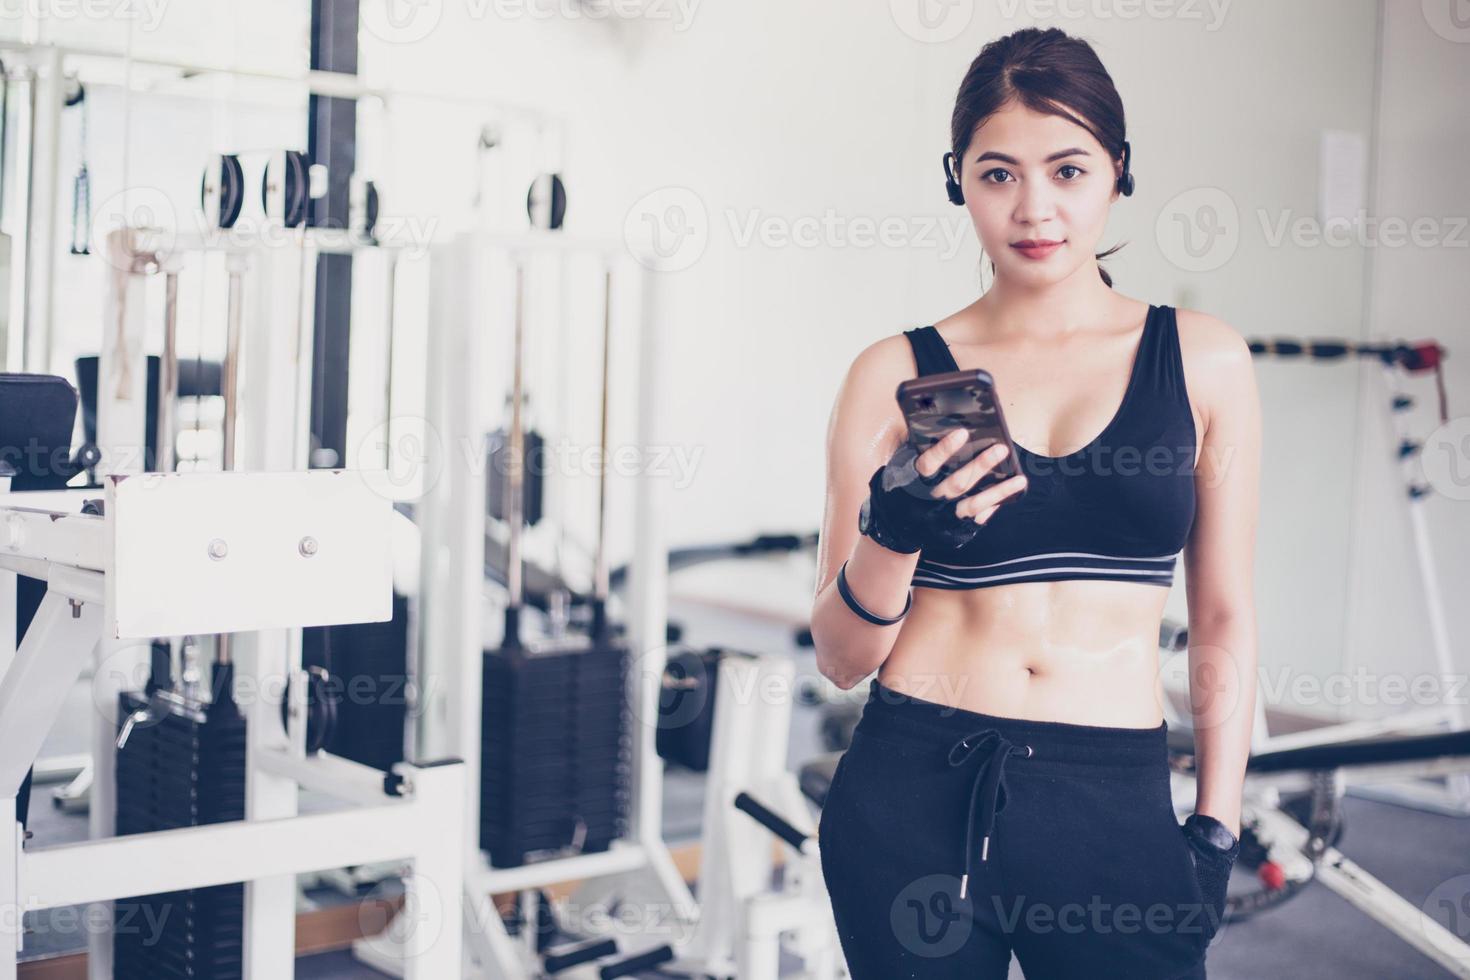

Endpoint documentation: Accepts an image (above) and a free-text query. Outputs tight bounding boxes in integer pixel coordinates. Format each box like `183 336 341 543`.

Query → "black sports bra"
903 304 1197 590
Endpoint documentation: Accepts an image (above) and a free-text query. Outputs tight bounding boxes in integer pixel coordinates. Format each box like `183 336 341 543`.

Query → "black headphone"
943 139 1134 205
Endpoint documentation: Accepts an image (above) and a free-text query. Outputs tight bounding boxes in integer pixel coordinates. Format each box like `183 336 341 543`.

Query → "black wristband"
836 559 913 626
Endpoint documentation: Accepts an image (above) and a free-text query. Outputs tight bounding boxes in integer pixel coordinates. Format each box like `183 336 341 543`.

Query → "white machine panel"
0 490 105 571
107 470 392 638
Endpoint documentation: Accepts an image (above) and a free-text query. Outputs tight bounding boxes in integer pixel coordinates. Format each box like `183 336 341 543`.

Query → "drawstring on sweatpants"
947 729 1033 901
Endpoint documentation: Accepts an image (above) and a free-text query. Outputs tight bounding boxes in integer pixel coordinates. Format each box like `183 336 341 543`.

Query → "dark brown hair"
951 27 1129 287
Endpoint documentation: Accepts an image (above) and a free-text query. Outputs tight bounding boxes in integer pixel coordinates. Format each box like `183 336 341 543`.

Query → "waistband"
859 677 1169 770
859 677 1170 901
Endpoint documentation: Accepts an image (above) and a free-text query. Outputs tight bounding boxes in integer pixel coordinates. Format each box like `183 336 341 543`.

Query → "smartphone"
895 369 1024 499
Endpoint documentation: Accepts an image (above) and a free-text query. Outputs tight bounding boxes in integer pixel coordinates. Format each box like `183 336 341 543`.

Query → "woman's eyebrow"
973 147 1091 165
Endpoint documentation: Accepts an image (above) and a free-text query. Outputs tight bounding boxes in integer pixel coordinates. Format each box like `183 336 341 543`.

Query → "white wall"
1343 0 1470 726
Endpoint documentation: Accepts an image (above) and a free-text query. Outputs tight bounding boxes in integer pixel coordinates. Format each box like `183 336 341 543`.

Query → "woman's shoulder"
827 330 925 438
1173 306 1255 431
821 332 920 479
847 328 926 382
1173 306 1251 360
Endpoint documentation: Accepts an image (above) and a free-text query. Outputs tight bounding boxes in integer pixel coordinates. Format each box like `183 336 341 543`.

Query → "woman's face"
956 102 1120 287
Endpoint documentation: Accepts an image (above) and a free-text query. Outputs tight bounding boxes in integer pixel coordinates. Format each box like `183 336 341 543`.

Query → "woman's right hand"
924 429 1030 525
864 428 1028 553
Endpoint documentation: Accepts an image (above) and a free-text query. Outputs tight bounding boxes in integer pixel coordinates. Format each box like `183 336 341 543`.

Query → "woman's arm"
810 339 922 690
1180 310 1263 839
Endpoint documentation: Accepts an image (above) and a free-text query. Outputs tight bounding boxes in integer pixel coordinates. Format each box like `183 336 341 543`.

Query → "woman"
810 27 1259 980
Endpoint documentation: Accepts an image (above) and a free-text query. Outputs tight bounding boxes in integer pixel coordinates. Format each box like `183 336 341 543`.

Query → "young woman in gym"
810 27 1259 980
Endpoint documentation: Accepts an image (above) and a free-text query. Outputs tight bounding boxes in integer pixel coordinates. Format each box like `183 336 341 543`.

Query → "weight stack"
655 647 723 772
480 644 632 868
302 591 409 771
486 427 545 527
113 689 247 980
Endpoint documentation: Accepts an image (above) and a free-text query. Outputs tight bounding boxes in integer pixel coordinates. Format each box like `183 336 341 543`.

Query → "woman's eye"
981 166 1084 184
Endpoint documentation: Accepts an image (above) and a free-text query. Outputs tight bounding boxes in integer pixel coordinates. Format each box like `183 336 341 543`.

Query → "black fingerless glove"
860 441 981 554
1182 814 1240 937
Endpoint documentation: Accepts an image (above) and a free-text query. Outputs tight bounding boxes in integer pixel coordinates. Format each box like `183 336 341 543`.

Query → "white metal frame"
0 474 465 980
8 224 468 979
0 35 568 380
400 229 700 978
659 652 846 980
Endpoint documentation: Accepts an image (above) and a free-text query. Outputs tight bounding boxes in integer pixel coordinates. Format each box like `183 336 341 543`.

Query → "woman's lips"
1011 240 1063 259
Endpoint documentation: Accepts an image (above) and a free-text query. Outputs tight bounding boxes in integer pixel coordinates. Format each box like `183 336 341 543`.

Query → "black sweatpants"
818 678 1227 980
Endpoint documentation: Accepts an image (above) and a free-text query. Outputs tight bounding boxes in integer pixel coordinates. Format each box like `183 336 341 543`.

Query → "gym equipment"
1237 333 1464 813
486 418 546 527
349 175 380 242
301 593 410 771
74 355 224 479
65 77 89 256
479 260 631 869
0 56 10 371
201 154 247 230
1160 331 1470 974
279 663 338 757
22 226 466 980
404 231 695 979
262 149 311 228
113 665 248 979
1247 335 1449 423
0 58 8 232
526 172 566 230
0 34 571 382
637 653 847 980
0 372 84 833
656 647 721 772
1166 718 1470 975
0 462 464 980
410 232 853 978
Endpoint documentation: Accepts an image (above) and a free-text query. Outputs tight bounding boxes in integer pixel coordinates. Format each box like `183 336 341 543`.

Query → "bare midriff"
877 579 1174 728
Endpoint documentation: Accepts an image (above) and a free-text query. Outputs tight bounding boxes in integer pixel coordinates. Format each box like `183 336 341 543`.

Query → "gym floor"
23 594 1470 978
